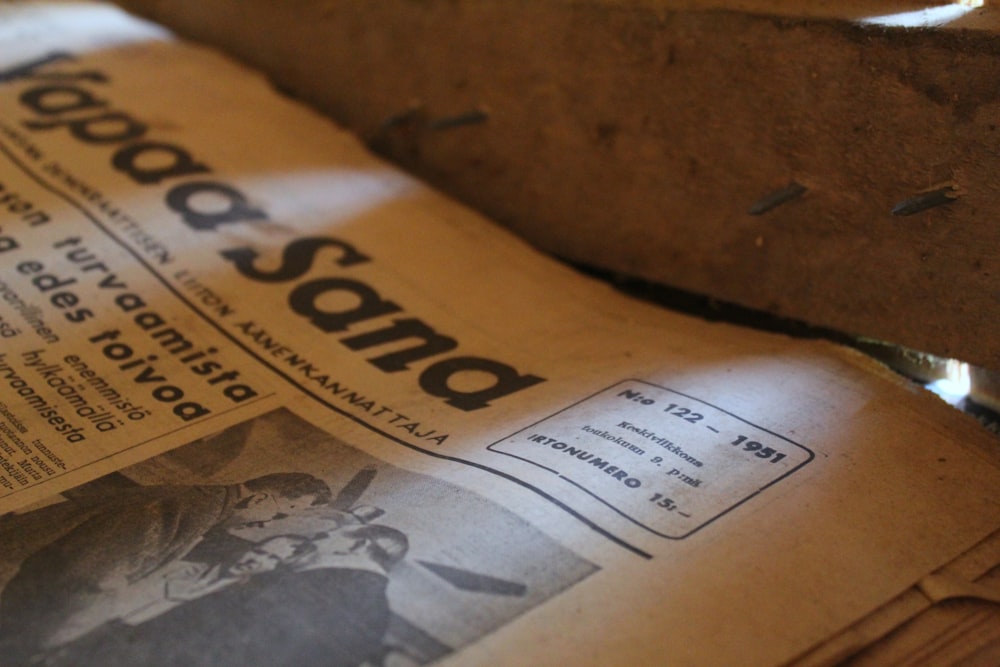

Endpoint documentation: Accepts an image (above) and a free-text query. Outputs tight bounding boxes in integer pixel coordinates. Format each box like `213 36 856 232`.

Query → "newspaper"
0 3 996 666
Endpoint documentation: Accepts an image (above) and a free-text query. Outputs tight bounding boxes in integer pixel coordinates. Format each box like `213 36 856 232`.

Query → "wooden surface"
114 0 1000 372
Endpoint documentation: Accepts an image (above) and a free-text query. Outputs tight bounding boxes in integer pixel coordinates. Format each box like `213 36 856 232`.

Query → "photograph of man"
0 409 598 667
44 534 316 648
0 473 331 663
40 523 409 667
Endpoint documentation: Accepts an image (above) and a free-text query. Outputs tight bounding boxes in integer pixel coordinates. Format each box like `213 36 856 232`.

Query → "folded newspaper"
0 3 997 666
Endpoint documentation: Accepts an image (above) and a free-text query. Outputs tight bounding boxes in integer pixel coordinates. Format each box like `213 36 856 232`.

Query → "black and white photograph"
0 409 597 667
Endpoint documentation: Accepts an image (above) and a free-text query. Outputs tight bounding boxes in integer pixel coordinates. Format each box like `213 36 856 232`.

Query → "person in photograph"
0 472 331 663
43 524 410 667
43 534 317 649
186 501 386 567
295 523 409 576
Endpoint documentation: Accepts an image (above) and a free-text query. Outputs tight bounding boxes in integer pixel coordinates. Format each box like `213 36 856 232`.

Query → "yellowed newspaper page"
0 3 996 666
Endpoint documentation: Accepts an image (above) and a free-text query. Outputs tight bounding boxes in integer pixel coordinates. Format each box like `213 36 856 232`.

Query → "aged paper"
0 3 996 665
